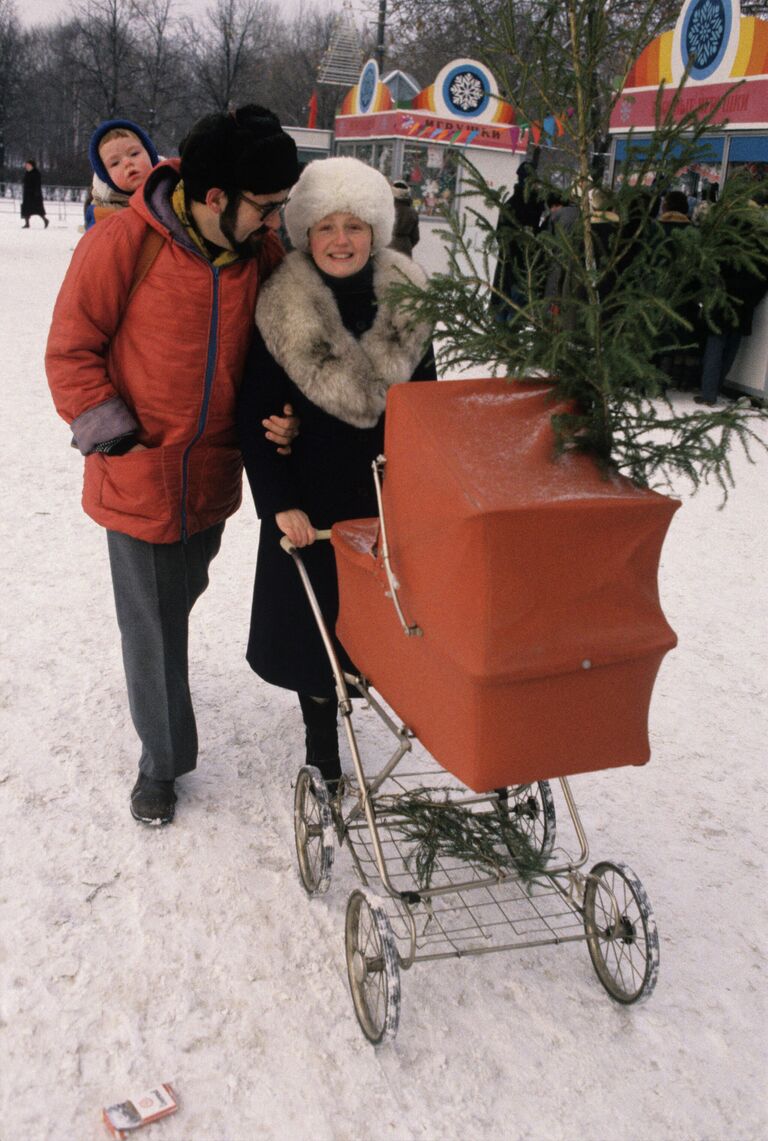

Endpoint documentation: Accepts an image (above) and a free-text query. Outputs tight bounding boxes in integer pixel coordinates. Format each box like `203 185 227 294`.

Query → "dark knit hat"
179 104 299 203
88 119 160 192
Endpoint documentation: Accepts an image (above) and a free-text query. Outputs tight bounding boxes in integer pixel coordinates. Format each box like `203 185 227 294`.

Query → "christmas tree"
394 0 768 495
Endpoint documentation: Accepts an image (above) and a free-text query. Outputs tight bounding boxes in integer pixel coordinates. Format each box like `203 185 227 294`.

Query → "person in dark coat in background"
656 189 690 232
238 157 436 785
491 160 543 320
389 178 420 256
21 160 48 228
654 190 701 388
696 197 768 405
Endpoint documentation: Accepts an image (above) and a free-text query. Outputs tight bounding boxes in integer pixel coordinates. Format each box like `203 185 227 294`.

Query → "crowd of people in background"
493 165 768 406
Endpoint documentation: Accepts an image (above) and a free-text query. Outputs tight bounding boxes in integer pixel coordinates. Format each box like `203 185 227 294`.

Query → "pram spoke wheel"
499 782 556 857
345 890 401 1045
294 766 334 896
583 861 659 1004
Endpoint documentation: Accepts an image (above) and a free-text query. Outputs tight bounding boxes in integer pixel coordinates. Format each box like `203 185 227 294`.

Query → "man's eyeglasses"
239 192 289 221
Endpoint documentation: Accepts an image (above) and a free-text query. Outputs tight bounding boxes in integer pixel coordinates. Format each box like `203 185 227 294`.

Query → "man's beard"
219 197 267 257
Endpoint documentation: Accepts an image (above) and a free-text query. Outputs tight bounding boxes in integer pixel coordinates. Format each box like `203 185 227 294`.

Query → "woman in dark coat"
238 157 435 783
696 199 768 405
389 179 420 256
21 160 48 228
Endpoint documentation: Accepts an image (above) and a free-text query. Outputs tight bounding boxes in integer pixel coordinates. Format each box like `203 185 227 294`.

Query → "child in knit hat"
85 119 160 229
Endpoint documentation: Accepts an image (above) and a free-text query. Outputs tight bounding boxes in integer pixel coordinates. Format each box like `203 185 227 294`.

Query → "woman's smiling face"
308 212 373 277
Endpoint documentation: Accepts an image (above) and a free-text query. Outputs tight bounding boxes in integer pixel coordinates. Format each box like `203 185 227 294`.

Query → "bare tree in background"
131 0 183 137
7 0 768 182
70 0 138 120
384 0 693 91
182 0 278 112
20 21 93 181
262 3 338 128
0 0 26 177
384 0 504 81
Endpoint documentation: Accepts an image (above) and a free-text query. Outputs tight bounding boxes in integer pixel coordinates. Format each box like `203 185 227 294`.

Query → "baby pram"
284 378 678 1044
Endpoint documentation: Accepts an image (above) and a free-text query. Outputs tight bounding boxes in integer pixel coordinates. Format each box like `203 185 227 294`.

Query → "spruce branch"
375 789 551 891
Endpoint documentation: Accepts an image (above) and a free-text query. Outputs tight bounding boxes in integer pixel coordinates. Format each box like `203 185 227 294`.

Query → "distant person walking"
389 179 420 256
491 160 543 321
21 159 48 229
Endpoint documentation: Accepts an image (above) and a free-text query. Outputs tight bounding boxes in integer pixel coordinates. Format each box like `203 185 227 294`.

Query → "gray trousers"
107 523 224 781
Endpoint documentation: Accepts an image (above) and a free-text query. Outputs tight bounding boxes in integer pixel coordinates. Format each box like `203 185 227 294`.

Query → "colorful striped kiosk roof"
612 0 768 132
335 57 525 153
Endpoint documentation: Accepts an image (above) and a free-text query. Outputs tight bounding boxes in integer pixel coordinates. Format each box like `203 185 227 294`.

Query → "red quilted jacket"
46 161 282 543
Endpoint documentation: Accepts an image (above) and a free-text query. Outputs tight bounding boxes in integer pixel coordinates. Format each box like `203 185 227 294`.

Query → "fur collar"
255 248 432 428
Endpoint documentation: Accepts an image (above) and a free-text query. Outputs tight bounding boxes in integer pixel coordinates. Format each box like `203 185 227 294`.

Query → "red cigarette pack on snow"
102 1083 178 1139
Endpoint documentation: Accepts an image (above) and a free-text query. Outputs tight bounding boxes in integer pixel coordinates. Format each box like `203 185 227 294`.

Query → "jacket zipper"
180 263 220 542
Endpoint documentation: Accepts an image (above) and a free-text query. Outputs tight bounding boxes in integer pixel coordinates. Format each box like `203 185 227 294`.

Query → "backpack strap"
128 226 165 302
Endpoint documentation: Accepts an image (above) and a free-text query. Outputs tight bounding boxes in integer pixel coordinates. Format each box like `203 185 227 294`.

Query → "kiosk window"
335 141 393 178
613 135 724 199
726 136 768 187
402 143 459 216
374 143 393 178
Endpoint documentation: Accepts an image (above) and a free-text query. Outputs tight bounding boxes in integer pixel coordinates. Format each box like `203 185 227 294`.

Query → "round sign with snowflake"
672 0 740 84
683 0 733 78
434 59 499 121
443 65 489 117
359 59 379 114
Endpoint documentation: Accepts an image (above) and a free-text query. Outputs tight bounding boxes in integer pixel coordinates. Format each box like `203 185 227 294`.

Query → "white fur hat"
285 157 395 254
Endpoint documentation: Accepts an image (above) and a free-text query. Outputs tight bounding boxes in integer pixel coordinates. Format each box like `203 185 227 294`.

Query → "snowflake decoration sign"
437 60 494 119
449 71 486 113
359 59 379 114
675 0 739 83
688 0 725 66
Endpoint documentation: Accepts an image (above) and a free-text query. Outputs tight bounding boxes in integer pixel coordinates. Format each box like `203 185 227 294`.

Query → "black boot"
298 693 342 783
43 217 49 228
130 774 176 825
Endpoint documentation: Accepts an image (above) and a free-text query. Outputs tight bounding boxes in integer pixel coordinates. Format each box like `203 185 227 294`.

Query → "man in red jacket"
46 105 300 826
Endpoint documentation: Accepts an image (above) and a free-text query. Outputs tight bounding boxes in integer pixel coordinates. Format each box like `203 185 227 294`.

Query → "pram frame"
282 525 660 1041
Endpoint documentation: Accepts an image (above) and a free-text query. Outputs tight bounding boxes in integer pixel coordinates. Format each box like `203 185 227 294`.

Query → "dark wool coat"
21 167 45 218
709 211 768 337
390 195 420 256
238 249 436 697
491 179 544 307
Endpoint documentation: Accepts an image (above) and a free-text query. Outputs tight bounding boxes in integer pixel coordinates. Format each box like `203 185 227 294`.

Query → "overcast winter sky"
20 0 338 26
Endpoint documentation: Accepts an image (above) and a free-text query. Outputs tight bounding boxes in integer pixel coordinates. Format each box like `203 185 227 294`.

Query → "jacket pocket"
90 445 182 524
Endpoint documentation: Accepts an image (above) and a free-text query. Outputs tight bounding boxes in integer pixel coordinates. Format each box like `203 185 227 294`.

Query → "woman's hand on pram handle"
277 508 316 548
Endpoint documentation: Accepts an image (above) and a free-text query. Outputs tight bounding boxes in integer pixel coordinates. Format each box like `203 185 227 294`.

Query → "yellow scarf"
171 180 240 268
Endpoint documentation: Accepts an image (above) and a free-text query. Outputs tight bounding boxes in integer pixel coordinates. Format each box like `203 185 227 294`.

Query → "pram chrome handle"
279 529 331 554
372 456 423 638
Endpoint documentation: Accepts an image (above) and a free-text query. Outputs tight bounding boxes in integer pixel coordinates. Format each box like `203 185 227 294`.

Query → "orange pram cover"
332 379 680 791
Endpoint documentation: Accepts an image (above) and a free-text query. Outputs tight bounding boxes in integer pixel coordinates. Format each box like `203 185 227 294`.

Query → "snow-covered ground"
1 202 766 1141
